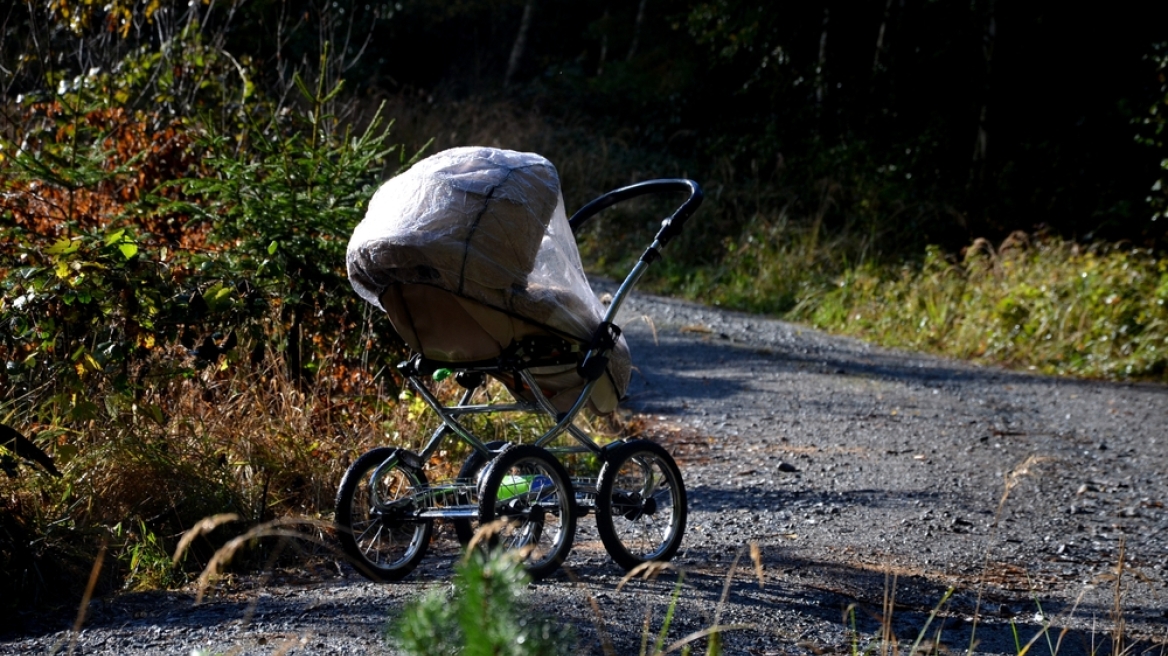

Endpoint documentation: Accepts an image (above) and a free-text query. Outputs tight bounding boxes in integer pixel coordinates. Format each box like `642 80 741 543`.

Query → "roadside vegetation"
1 2 1166 649
666 232 1168 381
0 1 417 620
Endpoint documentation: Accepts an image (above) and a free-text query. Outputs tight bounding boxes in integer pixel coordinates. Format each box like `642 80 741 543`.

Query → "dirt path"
4 290 1167 655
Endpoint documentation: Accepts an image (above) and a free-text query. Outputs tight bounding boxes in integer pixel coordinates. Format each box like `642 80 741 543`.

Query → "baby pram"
337 147 703 580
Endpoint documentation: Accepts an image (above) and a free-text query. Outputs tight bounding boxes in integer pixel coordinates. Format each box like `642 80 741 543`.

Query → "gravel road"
4 288 1167 655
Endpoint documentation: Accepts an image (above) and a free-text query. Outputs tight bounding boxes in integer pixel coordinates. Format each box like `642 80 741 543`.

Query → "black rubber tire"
452 441 508 545
594 439 687 571
477 444 577 579
335 448 432 581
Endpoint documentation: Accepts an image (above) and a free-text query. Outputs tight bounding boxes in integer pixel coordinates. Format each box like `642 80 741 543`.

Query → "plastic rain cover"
346 147 630 414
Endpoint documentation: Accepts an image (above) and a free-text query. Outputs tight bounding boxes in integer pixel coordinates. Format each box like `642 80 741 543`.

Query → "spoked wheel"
452 441 508 545
595 439 687 571
335 447 432 581
477 444 576 579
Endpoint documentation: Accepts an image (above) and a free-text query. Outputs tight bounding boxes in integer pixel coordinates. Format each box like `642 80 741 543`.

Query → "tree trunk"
626 0 647 61
504 0 536 88
815 7 830 110
969 0 995 189
597 9 609 76
872 0 894 73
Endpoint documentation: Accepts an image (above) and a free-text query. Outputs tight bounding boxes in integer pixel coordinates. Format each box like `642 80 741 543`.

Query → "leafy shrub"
176 58 409 380
0 6 413 612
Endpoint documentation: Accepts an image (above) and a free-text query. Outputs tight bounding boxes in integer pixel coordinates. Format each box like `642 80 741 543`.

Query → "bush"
0 4 413 613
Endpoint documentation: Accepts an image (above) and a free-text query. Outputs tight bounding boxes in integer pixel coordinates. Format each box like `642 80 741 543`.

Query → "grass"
0 329 611 618
0 339 410 613
630 221 1168 384
830 455 1165 656
793 236 1168 382
837 553 1163 656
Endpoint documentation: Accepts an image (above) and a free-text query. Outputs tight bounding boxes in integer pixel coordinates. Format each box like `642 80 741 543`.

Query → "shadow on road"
7 552 1160 656
629 327 1168 409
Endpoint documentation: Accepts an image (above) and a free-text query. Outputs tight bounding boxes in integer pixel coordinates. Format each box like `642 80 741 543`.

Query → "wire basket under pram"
337 147 703 580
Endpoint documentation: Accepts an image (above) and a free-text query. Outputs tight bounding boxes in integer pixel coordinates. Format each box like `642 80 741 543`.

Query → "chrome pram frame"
335 179 703 580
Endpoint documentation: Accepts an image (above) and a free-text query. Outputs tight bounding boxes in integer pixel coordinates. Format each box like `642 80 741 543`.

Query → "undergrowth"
0 1 413 617
793 234 1168 381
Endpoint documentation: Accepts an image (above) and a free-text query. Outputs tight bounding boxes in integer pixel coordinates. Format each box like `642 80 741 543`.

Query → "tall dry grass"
0 334 423 609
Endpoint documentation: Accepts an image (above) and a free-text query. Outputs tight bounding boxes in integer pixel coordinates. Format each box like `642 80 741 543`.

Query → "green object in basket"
497 474 553 501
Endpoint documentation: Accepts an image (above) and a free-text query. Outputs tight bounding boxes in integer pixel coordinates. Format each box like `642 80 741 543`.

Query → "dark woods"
1 0 1167 621
5 0 1166 251
245 0 1167 248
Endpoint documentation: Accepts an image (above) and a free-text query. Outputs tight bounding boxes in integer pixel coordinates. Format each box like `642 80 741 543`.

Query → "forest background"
2 0 1168 623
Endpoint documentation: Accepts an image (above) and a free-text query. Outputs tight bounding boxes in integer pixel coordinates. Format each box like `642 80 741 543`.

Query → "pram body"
336 147 703 580
346 147 630 414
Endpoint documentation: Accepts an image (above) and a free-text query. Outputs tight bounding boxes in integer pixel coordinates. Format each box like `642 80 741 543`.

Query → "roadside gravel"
4 288 1166 655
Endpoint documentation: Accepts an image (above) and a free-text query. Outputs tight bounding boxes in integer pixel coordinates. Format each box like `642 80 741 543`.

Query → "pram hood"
347 147 631 414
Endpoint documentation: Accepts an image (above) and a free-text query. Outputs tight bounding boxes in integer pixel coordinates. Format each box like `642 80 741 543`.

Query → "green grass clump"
792 234 1168 380
633 215 1168 383
389 547 575 656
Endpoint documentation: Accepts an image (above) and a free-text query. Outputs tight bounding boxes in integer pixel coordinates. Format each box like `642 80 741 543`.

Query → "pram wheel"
595 440 687 571
335 448 432 581
476 444 576 579
452 440 507 545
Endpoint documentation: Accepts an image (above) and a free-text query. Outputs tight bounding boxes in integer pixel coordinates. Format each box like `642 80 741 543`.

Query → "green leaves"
103 228 139 260
1138 43 1168 222
46 238 81 256
184 92 395 286
202 282 235 313
171 69 403 379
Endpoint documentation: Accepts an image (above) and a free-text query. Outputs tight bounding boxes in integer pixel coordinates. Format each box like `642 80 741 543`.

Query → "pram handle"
568 179 704 247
